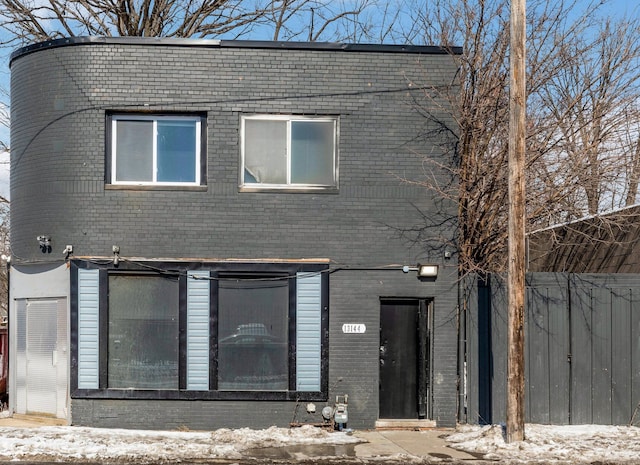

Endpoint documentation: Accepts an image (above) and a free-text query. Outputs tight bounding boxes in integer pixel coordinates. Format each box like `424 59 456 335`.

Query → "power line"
11 83 440 170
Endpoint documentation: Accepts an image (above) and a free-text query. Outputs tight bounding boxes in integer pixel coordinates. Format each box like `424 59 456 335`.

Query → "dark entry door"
379 299 431 419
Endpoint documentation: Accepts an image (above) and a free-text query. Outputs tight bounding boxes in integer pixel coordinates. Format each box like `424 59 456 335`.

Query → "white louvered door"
16 298 68 417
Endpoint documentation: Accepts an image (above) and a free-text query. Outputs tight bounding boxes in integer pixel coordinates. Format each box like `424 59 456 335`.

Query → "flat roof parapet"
10 36 462 65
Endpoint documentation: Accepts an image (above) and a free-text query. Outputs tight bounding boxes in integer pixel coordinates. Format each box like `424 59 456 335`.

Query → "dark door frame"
379 297 434 420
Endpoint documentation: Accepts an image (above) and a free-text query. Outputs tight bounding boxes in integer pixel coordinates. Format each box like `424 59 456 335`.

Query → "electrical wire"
11 83 440 171
8 49 447 274
61 255 414 283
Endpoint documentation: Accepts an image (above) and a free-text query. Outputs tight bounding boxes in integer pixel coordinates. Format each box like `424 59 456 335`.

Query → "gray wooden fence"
463 273 640 425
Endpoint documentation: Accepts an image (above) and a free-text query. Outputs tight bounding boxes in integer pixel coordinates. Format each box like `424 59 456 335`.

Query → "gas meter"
333 395 348 429
320 394 349 430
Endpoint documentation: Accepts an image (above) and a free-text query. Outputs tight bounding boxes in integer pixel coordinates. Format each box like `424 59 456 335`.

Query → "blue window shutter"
187 271 210 390
296 272 322 391
77 268 100 389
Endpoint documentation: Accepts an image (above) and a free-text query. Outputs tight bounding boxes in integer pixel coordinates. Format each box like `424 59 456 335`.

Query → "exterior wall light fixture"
402 264 439 279
417 264 438 278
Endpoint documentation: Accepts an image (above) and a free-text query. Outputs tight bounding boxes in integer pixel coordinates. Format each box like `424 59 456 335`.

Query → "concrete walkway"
354 429 479 461
0 413 67 427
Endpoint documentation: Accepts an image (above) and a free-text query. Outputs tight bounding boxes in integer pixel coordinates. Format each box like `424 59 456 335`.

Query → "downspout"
457 277 467 423
567 273 572 424
1 255 9 407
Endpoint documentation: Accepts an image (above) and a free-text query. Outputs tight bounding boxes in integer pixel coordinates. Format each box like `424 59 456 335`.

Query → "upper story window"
240 115 338 191
108 114 205 186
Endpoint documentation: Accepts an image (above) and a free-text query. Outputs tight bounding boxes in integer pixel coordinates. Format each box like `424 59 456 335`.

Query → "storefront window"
108 274 179 389
217 277 289 390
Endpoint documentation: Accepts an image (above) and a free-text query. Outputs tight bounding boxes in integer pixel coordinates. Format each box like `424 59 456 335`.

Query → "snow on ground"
2 422 640 463
0 424 360 462
447 424 640 463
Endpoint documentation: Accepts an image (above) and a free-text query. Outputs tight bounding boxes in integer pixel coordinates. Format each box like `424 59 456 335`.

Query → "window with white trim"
241 115 338 190
109 114 204 186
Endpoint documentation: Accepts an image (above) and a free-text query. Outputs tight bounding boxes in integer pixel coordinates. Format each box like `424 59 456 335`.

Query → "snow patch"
447 424 640 463
0 424 359 462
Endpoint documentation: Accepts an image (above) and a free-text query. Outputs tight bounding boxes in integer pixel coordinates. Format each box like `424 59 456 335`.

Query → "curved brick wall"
10 39 458 264
10 38 461 428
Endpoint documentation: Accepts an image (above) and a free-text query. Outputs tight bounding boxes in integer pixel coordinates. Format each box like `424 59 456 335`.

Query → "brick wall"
11 39 459 428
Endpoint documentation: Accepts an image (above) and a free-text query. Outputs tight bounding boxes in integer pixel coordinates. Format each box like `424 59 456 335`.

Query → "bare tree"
625 132 640 206
0 0 388 46
267 0 374 42
0 0 271 43
399 0 640 274
0 72 9 319
2 0 640 279
532 17 640 217
399 0 513 274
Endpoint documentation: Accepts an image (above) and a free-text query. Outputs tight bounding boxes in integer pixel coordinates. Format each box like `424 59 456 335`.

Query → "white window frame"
240 115 338 191
110 114 202 186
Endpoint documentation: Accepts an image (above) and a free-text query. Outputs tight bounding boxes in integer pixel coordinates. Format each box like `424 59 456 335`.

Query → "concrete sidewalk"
353 429 479 461
0 414 67 427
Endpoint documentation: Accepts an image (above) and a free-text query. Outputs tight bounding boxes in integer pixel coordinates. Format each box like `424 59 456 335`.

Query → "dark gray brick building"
8 37 460 429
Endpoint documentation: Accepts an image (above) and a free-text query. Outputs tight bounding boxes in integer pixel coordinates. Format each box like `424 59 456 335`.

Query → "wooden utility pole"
507 0 526 443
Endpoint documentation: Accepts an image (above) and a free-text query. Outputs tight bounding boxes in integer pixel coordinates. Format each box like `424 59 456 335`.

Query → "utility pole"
507 0 526 443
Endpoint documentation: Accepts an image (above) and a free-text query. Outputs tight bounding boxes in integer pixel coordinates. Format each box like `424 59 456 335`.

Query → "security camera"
37 235 52 253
